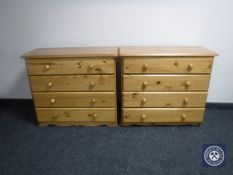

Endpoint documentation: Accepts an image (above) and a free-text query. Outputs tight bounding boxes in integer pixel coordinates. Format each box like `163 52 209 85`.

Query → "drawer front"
33 92 116 107
123 92 207 107
123 108 205 123
123 57 213 74
36 108 116 122
123 75 210 91
29 75 115 92
27 58 115 75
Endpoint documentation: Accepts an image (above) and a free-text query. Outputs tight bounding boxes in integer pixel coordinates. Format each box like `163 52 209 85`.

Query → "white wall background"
0 0 232 102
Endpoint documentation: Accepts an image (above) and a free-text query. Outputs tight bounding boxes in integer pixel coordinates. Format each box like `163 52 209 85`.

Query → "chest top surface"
119 46 218 57
23 47 118 59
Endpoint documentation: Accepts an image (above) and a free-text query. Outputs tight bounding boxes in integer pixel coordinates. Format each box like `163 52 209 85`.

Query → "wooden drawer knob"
53 114 58 119
143 64 148 70
50 98 56 104
90 82 95 87
183 98 189 105
141 114 146 120
181 114 186 121
142 98 147 103
143 82 148 87
185 81 191 88
63 113 70 117
125 114 130 118
45 65 50 70
91 98 96 104
187 64 194 71
92 113 98 120
47 82 53 88
89 64 94 69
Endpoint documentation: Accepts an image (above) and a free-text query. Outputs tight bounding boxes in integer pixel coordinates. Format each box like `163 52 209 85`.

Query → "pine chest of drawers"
120 46 218 126
24 47 118 127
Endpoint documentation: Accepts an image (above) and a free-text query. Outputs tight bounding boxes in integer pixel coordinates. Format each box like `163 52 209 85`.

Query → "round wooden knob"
142 98 147 103
45 65 50 70
91 98 96 104
185 81 191 88
50 98 56 104
181 114 186 121
143 82 148 87
183 98 189 105
90 82 95 87
125 114 130 118
141 114 146 120
53 114 58 119
92 113 98 119
187 64 194 71
64 114 70 117
143 64 148 70
89 64 94 69
48 82 53 88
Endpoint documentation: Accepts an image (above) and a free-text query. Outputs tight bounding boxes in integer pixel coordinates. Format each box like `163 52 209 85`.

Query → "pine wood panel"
123 75 210 91
38 121 117 127
122 122 201 126
123 108 205 123
29 75 115 92
27 58 115 75
33 92 116 108
36 108 116 122
123 92 207 107
119 46 218 57
123 57 213 74
23 47 118 58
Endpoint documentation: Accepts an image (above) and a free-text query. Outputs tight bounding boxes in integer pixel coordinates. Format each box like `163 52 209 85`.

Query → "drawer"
26 58 115 75
123 57 213 74
123 92 207 107
123 108 205 123
123 75 210 91
33 92 116 107
36 108 116 122
29 75 115 92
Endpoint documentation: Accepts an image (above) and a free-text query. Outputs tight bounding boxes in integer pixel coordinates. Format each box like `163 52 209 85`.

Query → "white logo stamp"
204 145 225 167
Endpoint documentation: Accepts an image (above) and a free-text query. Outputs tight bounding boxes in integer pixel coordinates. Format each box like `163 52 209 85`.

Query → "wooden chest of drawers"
24 47 118 127
120 46 218 126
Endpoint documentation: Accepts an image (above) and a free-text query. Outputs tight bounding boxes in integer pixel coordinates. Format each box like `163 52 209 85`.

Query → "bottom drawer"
123 108 205 123
36 108 116 122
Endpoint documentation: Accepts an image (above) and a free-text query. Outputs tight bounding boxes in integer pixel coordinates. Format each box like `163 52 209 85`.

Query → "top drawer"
123 57 213 74
26 58 115 75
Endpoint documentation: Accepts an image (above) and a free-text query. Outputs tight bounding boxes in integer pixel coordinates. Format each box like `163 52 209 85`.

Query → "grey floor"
0 100 233 175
